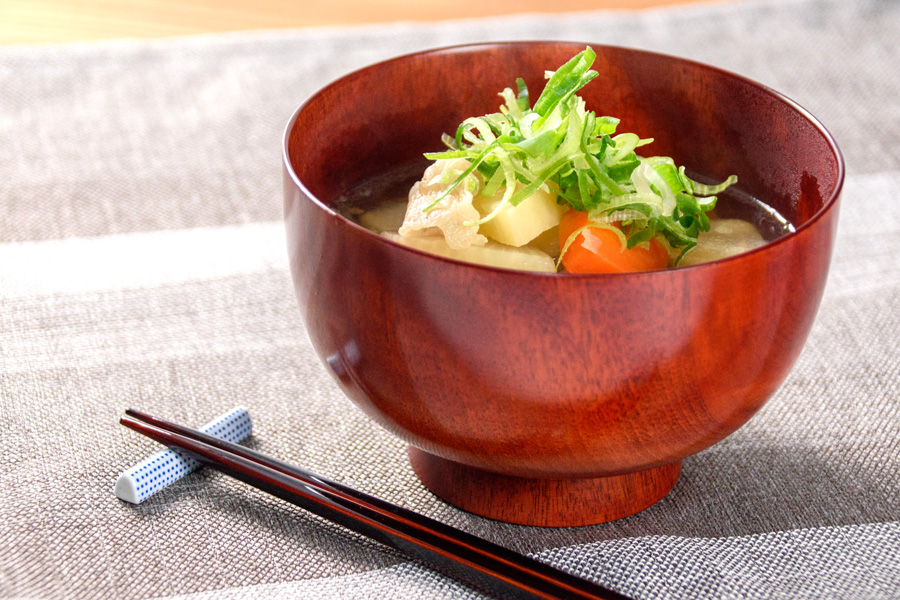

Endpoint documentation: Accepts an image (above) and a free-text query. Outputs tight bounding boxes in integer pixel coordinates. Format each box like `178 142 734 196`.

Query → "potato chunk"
473 185 566 247
382 233 556 273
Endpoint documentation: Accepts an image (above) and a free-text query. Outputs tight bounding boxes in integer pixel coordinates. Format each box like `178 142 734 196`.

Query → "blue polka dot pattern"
115 407 252 503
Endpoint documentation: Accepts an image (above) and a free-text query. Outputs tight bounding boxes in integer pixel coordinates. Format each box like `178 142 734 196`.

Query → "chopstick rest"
115 406 252 503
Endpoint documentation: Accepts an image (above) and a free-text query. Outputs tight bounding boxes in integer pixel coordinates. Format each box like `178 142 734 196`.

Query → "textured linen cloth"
2 0 899 598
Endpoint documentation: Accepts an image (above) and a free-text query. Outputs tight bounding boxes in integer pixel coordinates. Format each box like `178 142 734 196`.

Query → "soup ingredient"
558 209 669 273
358 201 407 234
350 46 784 272
382 233 556 273
399 158 486 249
675 218 766 266
414 46 737 271
473 183 565 247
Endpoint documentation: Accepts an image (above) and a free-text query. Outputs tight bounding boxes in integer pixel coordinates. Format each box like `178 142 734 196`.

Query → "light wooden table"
1 0 713 44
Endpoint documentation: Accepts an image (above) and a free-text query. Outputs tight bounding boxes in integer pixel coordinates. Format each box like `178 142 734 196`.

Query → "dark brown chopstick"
120 409 632 600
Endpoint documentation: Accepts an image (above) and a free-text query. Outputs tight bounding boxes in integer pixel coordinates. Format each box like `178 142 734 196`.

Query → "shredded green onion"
423 46 737 263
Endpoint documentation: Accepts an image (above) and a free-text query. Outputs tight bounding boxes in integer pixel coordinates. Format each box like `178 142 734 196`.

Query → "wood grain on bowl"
283 42 843 526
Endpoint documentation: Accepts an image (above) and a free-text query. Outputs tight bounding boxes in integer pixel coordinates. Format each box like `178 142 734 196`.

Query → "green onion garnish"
423 46 736 262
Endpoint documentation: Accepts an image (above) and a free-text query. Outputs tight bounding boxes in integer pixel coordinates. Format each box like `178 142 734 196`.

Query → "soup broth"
337 162 794 272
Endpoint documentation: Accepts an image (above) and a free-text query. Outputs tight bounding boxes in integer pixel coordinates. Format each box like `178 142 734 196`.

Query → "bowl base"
408 447 681 527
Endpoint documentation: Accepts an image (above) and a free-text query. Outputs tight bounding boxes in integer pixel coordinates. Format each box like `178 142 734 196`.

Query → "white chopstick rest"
115 406 252 504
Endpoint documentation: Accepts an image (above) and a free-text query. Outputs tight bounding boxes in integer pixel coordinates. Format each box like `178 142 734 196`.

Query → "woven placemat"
2 1 898 598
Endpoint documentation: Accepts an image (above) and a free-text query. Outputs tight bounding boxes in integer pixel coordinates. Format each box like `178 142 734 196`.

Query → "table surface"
1 0 712 43
1 1 898 599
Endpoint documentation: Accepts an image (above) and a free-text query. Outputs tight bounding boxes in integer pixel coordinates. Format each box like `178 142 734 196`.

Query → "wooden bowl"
282 42 844 526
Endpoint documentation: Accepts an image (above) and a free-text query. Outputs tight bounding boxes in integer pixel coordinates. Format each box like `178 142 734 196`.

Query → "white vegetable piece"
399 159 487 249
382 233 556 273
677 218 766 266
474 184 566 247
358 200 408 234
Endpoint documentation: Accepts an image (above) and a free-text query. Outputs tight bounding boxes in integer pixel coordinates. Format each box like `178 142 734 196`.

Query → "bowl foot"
408 447 681 527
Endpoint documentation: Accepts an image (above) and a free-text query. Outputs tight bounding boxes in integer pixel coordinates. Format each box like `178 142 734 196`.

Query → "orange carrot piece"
558 209 669 274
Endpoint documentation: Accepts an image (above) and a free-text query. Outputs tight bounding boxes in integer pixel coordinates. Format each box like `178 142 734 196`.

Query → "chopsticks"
120 409 632 600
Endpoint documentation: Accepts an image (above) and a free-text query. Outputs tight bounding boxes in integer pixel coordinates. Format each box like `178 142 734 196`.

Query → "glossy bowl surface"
283 42 843 525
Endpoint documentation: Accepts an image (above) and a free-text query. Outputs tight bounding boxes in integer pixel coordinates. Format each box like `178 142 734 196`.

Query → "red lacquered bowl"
282 42 843 526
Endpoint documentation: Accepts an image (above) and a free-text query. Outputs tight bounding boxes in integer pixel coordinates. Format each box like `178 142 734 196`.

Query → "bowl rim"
282 40 845 277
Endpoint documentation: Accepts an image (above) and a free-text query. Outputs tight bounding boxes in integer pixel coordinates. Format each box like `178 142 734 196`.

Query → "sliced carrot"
558 209 669 274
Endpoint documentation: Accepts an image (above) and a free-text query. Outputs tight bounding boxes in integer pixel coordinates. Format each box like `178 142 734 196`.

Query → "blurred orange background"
1 0 717 44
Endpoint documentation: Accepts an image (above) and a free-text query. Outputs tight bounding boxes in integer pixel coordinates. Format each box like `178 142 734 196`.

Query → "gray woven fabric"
1 0 898 598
